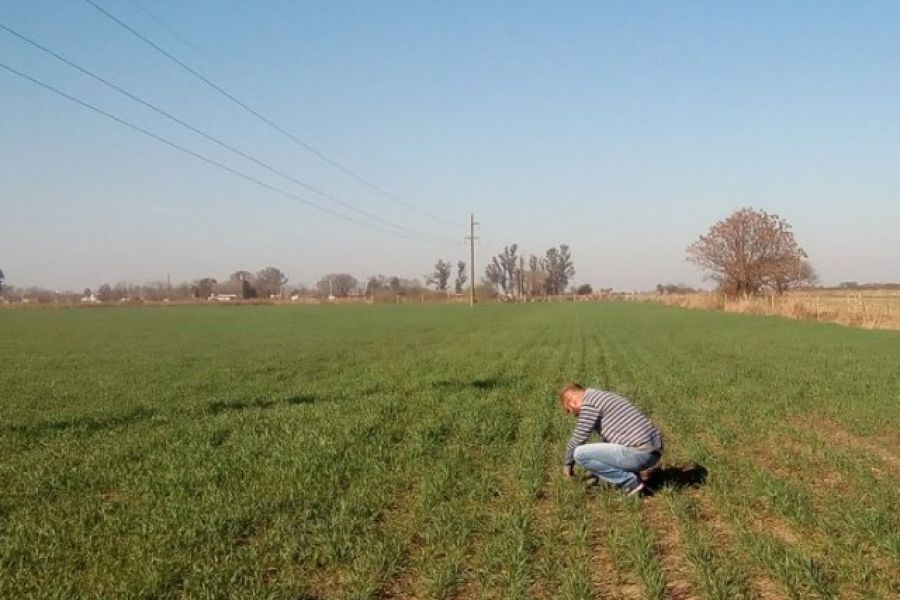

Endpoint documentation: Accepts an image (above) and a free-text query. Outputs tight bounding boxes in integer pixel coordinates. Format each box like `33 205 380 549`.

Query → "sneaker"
626 482 645 497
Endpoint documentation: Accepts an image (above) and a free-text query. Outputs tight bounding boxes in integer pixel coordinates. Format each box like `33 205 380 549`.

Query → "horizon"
3 1 899 292
5 265 900 297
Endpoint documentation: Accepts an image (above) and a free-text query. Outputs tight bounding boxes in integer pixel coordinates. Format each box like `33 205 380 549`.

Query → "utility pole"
466 214 478 307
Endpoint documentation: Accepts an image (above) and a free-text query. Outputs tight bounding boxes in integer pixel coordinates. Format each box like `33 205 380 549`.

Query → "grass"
1 302 898 599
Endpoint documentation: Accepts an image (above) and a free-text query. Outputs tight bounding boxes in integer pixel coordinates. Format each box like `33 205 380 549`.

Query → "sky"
2 0 899 292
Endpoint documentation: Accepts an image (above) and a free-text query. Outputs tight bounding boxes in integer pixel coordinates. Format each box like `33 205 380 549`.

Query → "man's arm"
563 404 600 468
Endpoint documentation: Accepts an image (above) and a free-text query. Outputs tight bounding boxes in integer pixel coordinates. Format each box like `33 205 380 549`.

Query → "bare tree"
230 270 254 283
135 282 155 301
401 278 425 294
256 266 288 297
389 276 402 294
768 258 817 294
195 278 217 299
367 275 421 297
498 244 519 296
526 255 545 296
111 282 129 301
483 262 504 294
228 270 257 298
656 283 699 295
542 245 575 295
365 275 386 297
316 274 358 297
22 286 56 303
484 244 520 296
454 261 467 294
427 259 452 292
687 208 813 297
97 283 113 302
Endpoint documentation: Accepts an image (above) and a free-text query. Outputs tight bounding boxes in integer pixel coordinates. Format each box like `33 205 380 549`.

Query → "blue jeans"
573 444 661 491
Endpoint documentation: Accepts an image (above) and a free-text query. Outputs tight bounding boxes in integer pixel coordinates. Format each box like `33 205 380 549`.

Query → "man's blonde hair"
558 381 585 404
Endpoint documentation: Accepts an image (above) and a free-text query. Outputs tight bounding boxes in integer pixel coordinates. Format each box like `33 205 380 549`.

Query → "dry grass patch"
634 291 900 330
380 565 420 600
449 578 482 600
589 539 643 600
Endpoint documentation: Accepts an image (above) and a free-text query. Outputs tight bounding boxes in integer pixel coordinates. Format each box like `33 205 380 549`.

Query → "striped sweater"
563 389 663 466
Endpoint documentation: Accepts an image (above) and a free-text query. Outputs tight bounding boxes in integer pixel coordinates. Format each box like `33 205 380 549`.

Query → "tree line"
425 244 584 299
0 266 439 304
482 244 580 297
2 207 887 305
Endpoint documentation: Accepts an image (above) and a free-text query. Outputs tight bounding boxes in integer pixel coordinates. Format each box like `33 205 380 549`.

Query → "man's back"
564 389 662 466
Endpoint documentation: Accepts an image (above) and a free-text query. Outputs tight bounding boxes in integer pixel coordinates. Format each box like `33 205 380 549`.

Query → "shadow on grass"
207 398 277 413
644 462 708 494
285 393 319 405
207 393 320 414
6 393 322 440
4 405 156 438
431 376 505 391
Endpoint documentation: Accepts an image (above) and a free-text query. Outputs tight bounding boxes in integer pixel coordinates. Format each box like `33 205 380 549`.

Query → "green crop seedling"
1 303 897 598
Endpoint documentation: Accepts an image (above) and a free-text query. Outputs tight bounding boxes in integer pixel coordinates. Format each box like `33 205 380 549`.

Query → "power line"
0 23 452 243
81 0 459 228
0 60 456 245
128 0 264 102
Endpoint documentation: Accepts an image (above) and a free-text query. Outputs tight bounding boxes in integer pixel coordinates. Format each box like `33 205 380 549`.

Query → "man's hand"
562 465 573 480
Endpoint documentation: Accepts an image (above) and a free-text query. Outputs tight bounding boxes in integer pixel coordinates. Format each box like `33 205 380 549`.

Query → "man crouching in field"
560 382 663 496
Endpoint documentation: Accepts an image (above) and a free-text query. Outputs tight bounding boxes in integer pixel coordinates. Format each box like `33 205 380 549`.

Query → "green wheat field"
1 303 898 599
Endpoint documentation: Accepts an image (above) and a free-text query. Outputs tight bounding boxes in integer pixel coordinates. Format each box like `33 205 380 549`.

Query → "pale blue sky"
2 1 898 291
